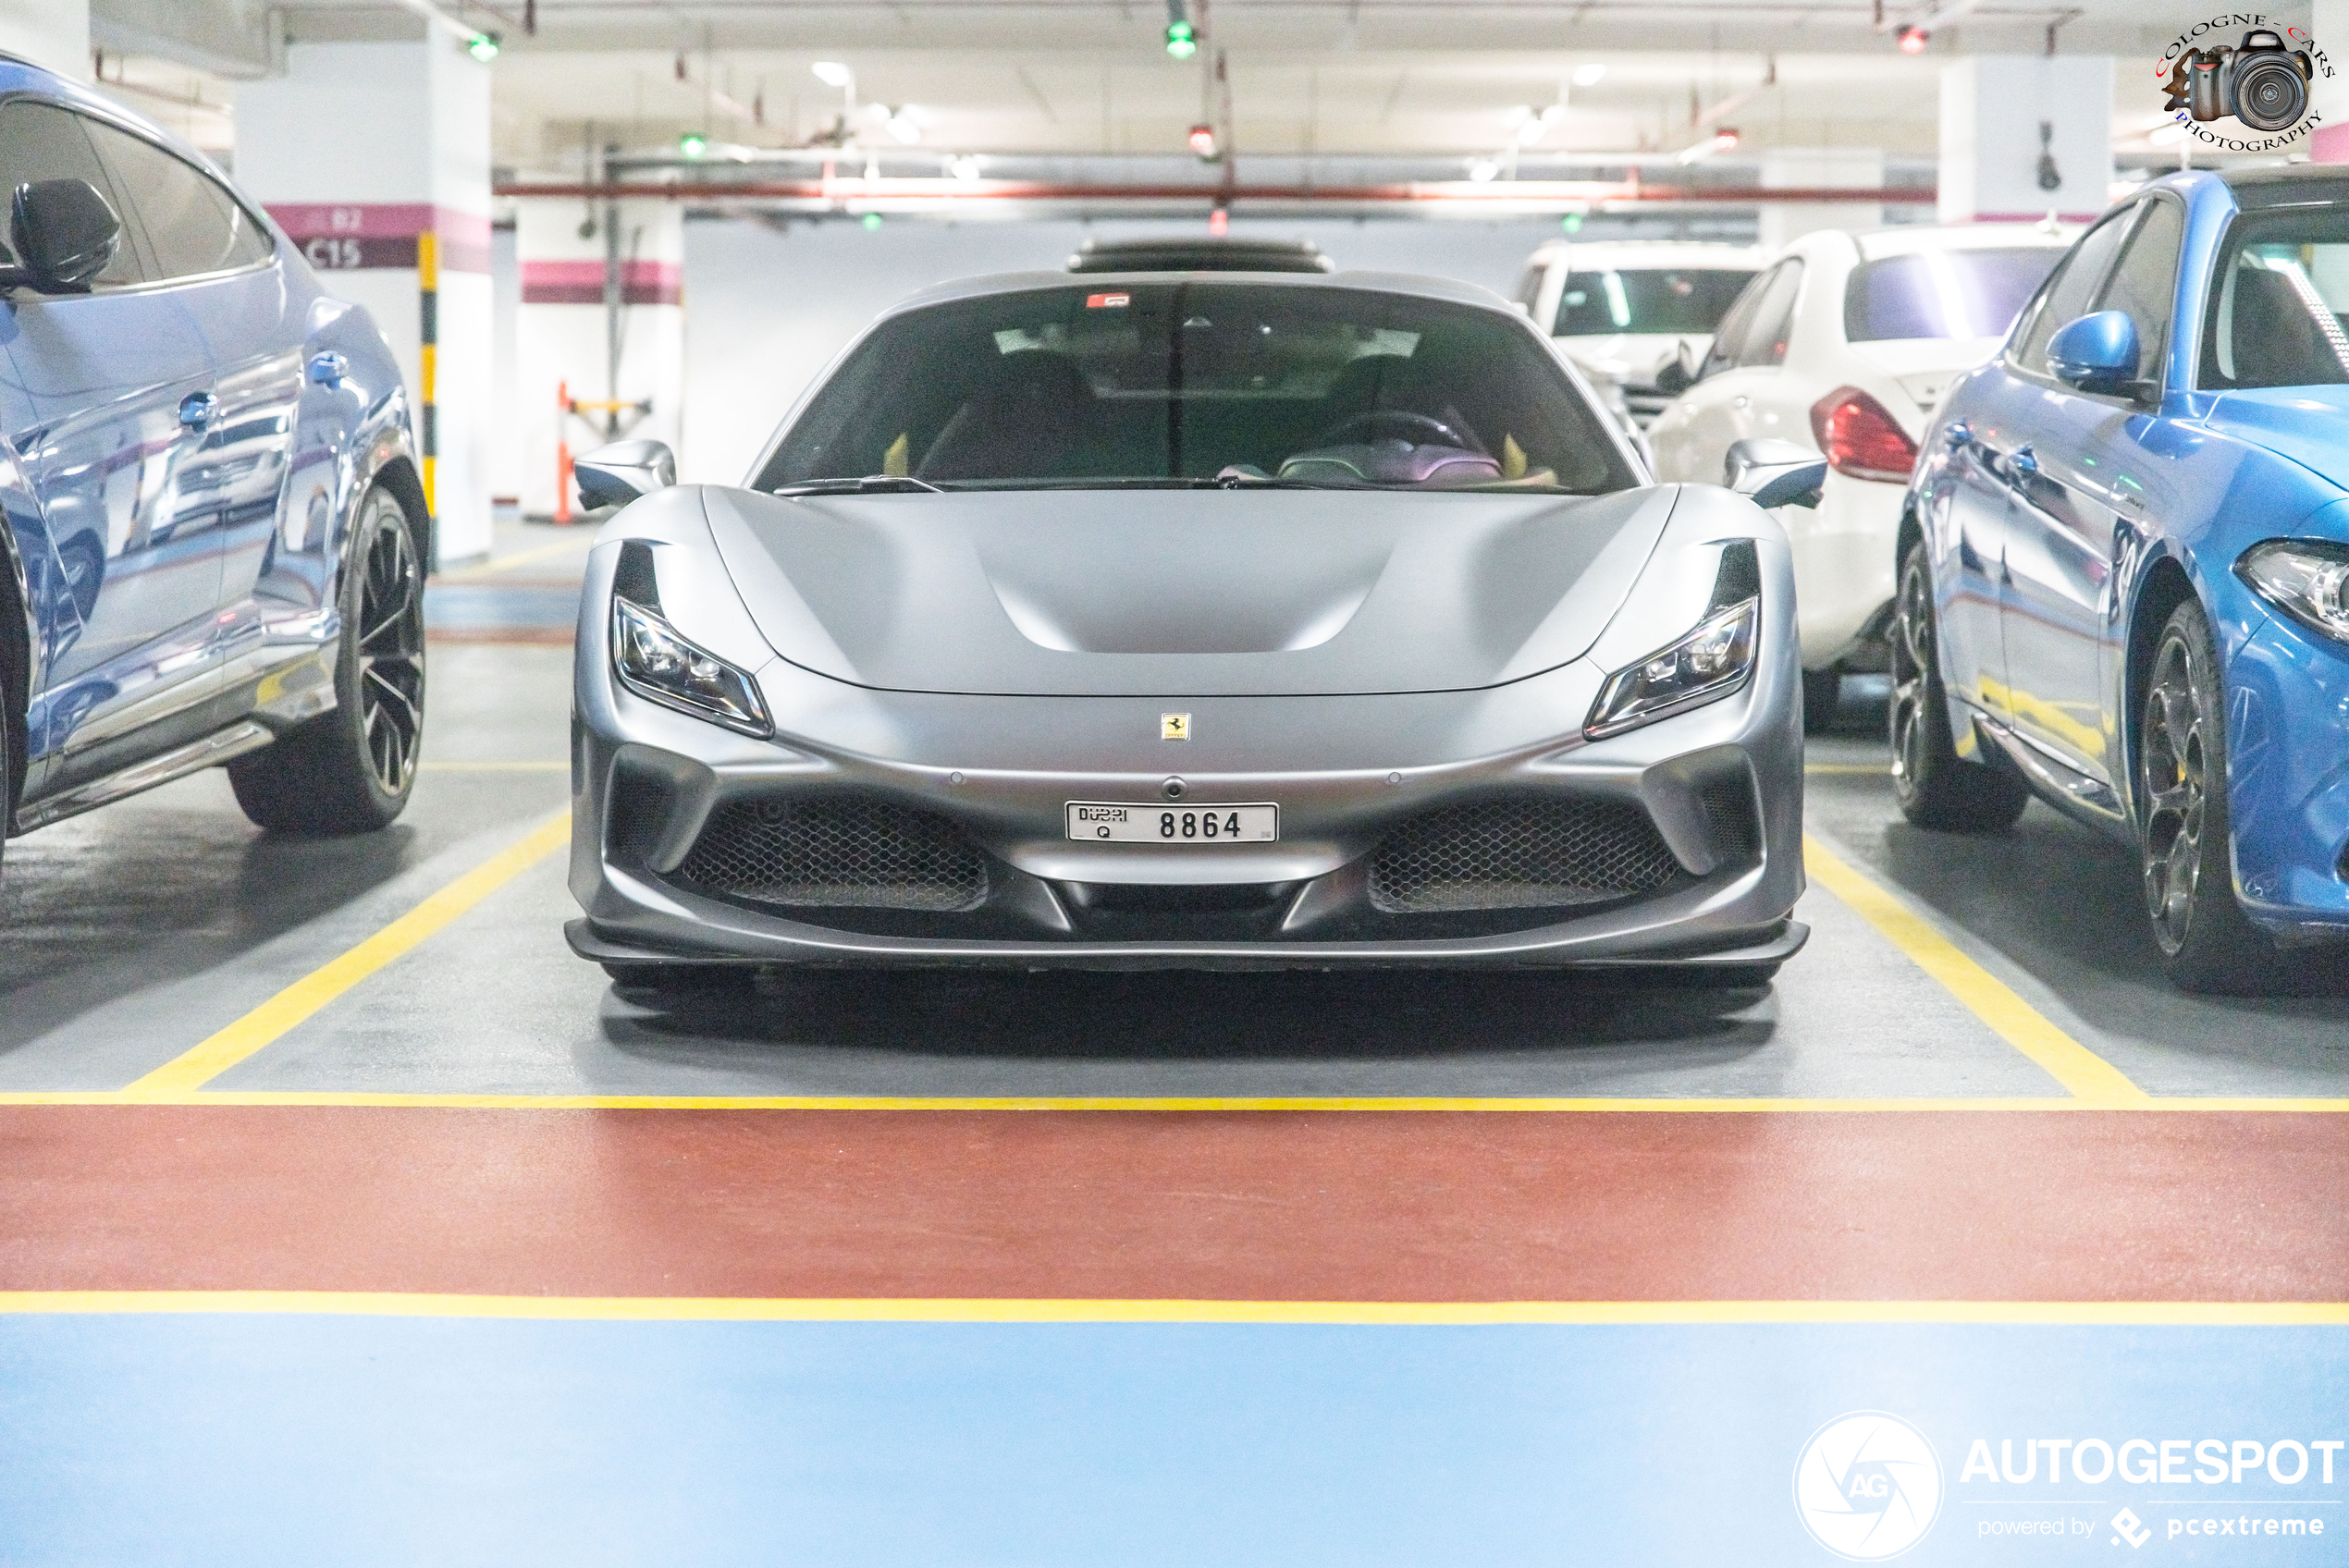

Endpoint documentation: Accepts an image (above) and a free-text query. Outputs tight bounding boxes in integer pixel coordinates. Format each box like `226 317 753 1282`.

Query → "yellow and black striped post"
418 227 438 543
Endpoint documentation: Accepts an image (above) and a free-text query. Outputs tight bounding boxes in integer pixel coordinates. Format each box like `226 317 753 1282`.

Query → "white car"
1514 241 1765 427
1648 223 2072 729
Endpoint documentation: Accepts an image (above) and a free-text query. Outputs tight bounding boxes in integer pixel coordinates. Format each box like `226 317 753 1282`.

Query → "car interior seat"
2226 264 2349 387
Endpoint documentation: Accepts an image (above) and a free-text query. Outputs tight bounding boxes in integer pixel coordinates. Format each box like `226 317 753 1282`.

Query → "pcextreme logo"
1794 1412 1946 1561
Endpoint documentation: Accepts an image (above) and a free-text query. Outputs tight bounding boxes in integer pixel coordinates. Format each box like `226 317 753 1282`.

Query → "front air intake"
675 795 988 913
1368 797 1684 913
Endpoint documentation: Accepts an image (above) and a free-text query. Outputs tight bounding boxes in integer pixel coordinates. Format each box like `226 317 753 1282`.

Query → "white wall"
0 0 88 78
678 214 1566 485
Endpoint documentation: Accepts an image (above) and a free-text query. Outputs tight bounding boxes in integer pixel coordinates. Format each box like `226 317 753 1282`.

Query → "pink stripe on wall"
265 203 492 273
520 258 683 306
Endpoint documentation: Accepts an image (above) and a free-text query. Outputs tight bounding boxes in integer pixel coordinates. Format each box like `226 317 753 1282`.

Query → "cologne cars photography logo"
2157 13 2333 152
1794 1412 1945 1561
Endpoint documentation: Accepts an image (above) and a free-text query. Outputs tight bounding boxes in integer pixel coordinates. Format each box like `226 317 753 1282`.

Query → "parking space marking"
1802 835 2152 1106
0 1292 2341 1324
118 813 572 1097
417 760 568 772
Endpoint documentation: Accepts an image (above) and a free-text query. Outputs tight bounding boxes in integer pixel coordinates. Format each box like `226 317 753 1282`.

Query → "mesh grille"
1369 797 1683 913
676 796 987 912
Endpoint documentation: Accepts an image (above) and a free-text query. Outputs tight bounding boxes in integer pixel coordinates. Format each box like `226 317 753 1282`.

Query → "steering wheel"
1315 409 1470 450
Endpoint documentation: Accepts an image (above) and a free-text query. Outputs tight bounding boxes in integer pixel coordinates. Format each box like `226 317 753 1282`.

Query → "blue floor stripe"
0 1320 2341 1565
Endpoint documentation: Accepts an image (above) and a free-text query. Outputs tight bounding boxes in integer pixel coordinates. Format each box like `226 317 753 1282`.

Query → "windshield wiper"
771 475 944 496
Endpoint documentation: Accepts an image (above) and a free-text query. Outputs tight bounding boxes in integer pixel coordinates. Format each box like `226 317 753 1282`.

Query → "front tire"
1888 536 2028 832
229 484 425 835
2138 599 2274 993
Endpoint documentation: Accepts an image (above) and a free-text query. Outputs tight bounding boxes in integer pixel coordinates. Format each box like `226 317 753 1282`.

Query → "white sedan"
1648 222 2072 729
1514 239 1764 428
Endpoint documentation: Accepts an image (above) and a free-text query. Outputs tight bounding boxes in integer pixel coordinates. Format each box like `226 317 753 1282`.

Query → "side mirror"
574 439 676 510
0 178 122 294
1654 345 1697 397
1724 436 1826 509
2047 310 2142 398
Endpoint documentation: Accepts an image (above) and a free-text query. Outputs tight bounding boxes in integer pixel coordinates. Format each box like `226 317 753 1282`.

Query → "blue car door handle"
178 390 216 427
2000 443 2038 483
1944 421 1972 450
307 350 349 386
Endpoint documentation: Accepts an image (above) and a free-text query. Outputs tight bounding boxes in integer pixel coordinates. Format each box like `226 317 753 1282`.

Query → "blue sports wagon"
1894 165 2349 991
0 55 424 881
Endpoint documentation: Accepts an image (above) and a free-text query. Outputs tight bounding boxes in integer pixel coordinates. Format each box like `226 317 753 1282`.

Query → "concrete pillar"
0 0 89 79
2311 0 2349 162
1938 55 2114 225
233 37 495 565
1758 149 1883 251
514 196 685 519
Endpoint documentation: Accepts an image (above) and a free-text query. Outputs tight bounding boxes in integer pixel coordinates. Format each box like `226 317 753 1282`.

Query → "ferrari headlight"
1585 597 1760 739
611 595 772 736
2236 538 2349 646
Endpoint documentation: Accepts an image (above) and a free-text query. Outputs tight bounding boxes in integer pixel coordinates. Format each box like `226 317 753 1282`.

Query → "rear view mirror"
574 440 677 510
2047 310 2144 398
0 178 121 294
1724 436 1826 509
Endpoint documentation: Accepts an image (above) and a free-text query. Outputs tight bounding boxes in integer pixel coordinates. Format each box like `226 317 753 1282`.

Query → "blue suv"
0 57 424 881
1895 166 2349 991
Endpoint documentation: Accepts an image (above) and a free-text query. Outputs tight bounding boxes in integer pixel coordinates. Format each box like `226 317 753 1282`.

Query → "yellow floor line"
119 813 572 1098
1804 763 1890 775
0 1292 2338 1325
1804 835 2151 1106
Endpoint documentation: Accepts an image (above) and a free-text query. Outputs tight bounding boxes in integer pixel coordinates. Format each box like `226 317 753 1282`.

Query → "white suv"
1515 240 1765 428
1648 222 2072 729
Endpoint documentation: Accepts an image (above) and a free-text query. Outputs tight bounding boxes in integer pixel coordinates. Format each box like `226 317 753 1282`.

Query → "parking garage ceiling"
93 0 2256 166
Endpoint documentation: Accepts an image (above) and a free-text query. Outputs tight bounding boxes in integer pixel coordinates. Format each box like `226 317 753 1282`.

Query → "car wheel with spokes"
229 483 426 834
1888 536 2026 831
2137 598 2274 992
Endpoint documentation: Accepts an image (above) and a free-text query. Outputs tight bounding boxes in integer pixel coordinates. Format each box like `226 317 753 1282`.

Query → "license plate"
1065 802 1279 843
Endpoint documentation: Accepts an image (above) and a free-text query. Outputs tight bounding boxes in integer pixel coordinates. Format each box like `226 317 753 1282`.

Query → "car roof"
1851 221 2077 260
1068 237 1334 273
884 268 1519 318
2214 163 2349 210
1523 239 1765 267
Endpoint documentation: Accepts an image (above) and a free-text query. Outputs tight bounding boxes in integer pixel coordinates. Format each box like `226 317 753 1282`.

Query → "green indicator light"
679 131 708 158
862 212 884 230
1560 212 1584 233
1165 20 1198 57
467 31 499 62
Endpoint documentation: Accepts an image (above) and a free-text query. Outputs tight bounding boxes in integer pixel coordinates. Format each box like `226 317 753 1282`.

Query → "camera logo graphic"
2162 27 2315 132
1793 1412 1945 1561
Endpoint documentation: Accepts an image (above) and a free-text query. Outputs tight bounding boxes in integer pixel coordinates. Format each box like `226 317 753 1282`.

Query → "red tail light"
1809 386 1918 483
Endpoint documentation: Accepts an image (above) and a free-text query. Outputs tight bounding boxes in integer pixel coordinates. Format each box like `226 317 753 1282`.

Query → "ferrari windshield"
758 283 1639 495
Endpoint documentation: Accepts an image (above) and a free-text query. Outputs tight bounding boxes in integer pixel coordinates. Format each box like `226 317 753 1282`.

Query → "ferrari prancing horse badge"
1161 713 1191 741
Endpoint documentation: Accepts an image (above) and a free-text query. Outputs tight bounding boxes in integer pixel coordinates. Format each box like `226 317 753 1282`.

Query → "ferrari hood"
2208 387 2349 495
701 485 1677 697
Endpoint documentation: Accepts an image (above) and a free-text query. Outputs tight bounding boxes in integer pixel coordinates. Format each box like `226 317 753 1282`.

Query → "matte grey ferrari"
564 271 1812 986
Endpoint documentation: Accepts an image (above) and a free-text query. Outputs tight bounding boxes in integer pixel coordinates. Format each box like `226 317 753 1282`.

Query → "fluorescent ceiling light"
1572 63 1608 87
811 61 854 88
1675 128 1740 164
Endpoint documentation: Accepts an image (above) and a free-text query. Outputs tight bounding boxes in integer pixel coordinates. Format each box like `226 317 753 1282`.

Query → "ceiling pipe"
494 177 1935 208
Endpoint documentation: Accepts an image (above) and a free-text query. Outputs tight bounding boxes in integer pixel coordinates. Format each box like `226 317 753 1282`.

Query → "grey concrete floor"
3 525 2343 1102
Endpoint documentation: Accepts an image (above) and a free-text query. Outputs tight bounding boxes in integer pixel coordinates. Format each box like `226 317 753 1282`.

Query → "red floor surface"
3 1107 2343 1301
